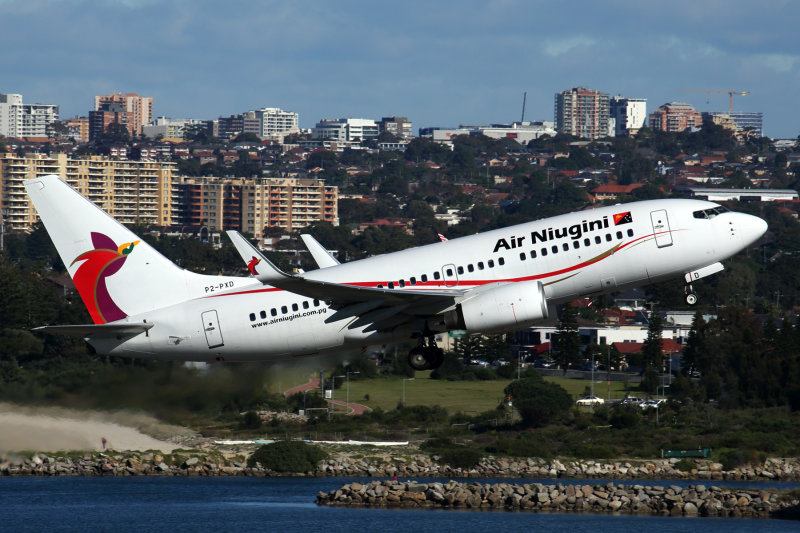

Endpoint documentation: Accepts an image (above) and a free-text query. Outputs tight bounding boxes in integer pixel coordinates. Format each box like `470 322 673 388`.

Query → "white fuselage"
93 199 766 362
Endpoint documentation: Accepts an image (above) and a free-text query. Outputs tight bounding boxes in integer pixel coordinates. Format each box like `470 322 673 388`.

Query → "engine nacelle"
457 280 548 334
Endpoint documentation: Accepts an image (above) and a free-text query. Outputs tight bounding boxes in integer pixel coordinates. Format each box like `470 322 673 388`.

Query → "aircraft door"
650 209 673 248
201 310 224 349
441 264 459 288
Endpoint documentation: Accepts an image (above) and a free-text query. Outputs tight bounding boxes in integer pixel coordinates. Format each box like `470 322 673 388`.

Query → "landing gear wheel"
685 293 698 306
408 346 430 371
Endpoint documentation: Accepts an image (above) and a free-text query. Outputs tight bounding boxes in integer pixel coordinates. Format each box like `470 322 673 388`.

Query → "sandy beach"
0 404 194 453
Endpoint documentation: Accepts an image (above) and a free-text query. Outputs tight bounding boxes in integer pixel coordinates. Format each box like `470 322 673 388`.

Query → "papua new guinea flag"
613 211 633 225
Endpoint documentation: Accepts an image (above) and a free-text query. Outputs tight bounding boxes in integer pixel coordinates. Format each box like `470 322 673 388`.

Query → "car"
576 396 605 406
620 396 645 406
641 398 667 409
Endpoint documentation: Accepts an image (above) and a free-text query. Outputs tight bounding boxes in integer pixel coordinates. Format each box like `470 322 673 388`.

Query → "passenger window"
313 299 319 307
530 250 537 258
467 264 474 272
520 252 526 260
446 268 453 276
260 310 267 319
377 284 383 288
457 266 464 275
410 277 417 285
584 238 590 246
573 241 580 249
271 308 277 317
616 231 623 239
478 262 485 270
562 243 569 251
421 274 428 282
303 301 309 309
292 303 298 312
551 245 558 254
249 313 256 321
541 248 548 256
488 259 495 268
388 282 395 289
281 306 288 314
595 236 601 244
606 234 612 242
498 257 505 265
434 272 441 280
627 229 634 237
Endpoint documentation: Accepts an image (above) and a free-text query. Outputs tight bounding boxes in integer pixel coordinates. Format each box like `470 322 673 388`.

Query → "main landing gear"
685 284 698 306
408 336 444 371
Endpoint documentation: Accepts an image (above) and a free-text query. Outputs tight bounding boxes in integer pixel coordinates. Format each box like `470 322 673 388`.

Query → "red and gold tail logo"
71 232 139 324
247 256 261 276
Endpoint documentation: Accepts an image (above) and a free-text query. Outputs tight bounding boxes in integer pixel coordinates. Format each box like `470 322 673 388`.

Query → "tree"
504 375 573 427
553 303 581 372
641 309 664 371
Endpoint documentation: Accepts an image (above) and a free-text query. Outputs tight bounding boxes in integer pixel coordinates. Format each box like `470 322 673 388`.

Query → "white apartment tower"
254 107 299 141
312 118 379 142
609 96 647 137
0 93 59 138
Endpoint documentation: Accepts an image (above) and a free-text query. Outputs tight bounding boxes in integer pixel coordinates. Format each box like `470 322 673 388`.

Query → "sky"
1 0 799 138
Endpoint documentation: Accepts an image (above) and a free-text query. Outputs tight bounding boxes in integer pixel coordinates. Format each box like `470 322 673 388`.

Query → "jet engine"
455 280 548 334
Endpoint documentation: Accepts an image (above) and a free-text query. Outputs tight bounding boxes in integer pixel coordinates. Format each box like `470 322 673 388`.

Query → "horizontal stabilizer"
300 234 340 268
33 322 154 338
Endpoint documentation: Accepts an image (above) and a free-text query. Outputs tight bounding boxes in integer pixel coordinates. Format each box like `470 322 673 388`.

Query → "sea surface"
2 476 799 532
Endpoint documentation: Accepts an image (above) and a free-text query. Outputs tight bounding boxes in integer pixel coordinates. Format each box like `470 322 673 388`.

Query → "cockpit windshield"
693 205 729 219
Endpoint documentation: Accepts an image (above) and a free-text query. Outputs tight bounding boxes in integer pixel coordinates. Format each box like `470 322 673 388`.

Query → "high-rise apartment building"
89 102 134 140
378 116 413 139
609 97 647 137
174 177 338 238
254 108 299 141
94 92 153 135
0 153 175 231
312 118 379 143
649 102 702 133
554 87 609 140
0 93 59 138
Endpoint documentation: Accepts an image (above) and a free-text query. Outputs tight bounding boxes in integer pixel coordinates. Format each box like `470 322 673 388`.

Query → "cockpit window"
693 206 729 219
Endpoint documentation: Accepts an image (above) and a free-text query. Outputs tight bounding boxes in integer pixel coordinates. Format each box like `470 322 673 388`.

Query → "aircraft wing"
226 231 463 312
300 234 340 268
33 322 154 338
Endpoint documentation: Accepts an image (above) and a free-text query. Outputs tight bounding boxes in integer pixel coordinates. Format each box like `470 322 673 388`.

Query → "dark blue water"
2 476 798 532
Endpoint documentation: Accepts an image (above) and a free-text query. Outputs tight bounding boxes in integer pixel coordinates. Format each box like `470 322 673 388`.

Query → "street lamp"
329 374 345 417
402 377 415 406
346 370 360 414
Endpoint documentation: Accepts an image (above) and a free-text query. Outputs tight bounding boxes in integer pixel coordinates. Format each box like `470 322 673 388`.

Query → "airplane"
25 175 767 370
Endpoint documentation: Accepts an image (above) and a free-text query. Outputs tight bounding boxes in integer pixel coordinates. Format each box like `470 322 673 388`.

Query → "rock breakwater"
316 480 800 518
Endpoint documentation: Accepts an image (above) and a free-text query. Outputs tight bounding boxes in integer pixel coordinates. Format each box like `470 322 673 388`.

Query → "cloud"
543 36 597 57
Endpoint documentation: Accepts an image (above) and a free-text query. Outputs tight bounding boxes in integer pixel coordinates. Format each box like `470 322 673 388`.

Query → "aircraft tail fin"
24 175 196 324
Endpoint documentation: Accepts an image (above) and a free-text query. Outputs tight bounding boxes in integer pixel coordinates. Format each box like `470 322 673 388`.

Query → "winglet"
226 231 294 285
300 234 340 269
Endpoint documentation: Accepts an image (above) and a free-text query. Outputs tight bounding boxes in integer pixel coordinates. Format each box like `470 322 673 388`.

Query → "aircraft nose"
740 213 768 246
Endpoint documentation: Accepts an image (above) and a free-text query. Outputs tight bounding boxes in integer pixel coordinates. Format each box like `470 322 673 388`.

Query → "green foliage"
246 441 328 472
504 376 573 427
239 411 262 430
553 304 580 371
674 459 696 472
438 447 483 469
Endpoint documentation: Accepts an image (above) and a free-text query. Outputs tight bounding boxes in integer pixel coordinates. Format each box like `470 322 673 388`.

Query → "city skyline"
2 0 799 138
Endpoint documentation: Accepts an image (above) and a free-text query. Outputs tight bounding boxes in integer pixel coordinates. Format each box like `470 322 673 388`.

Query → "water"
2 476 798 532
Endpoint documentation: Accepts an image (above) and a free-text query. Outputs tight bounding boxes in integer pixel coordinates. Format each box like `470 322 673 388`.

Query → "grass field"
336 373 634 414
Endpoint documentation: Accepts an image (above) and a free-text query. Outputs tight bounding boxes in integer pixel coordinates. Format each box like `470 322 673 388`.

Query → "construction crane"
679 89 750 114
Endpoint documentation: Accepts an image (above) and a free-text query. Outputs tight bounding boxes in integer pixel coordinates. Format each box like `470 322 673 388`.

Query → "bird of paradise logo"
71 232 139 324
247 256 261 276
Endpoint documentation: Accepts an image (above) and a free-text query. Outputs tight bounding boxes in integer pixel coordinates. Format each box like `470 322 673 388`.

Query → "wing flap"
33 323 154 338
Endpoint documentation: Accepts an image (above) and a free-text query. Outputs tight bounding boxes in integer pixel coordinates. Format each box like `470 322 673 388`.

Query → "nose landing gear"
685 284 698 306
408 336 444 370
